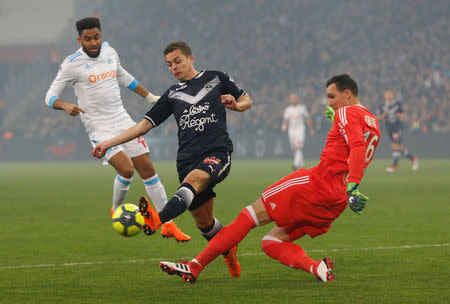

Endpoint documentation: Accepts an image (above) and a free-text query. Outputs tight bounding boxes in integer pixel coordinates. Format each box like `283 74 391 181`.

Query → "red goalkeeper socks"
193 207 256 270
261 237 320 276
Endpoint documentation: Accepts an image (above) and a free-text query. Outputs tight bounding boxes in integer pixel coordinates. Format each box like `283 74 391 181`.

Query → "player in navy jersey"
92 41 252 278
377 89 418 172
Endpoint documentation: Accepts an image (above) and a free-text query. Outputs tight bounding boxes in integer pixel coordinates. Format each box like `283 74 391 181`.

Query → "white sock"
113 174 133 211
143 174 168 212
294 150 304 168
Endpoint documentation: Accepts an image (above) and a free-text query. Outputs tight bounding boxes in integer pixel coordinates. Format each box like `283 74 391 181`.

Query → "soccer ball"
112 204 145 237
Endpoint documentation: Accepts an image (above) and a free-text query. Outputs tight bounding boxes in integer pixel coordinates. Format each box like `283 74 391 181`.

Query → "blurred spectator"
1 0 449 138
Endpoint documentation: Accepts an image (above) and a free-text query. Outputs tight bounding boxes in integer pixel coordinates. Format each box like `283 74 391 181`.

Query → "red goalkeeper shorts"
261 168 346 240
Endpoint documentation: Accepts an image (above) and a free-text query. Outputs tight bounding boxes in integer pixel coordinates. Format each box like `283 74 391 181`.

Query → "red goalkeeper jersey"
310 104 380 200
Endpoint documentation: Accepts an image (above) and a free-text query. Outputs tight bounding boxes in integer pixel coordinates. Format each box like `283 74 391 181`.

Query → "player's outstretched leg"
159 260 203 284
161 221 191 242
142 176 192 241
138 196 161 235
261 236 335 282
159 206 256 283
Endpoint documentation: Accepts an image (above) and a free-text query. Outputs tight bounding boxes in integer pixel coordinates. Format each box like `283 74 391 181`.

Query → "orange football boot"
161 221 191 242
222 246 241 278
138 196 162 235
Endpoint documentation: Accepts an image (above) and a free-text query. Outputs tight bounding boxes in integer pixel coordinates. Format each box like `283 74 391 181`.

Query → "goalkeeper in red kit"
154 74 381 283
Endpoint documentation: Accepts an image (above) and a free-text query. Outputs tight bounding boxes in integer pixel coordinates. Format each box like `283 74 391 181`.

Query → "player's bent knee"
117 167 134 179
261 235 282 254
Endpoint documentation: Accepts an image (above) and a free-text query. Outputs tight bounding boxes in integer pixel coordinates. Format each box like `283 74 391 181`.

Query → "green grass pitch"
0 159 449 304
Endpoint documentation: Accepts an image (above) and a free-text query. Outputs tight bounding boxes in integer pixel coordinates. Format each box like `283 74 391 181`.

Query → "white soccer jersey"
45 41 138 133
283 104 310 131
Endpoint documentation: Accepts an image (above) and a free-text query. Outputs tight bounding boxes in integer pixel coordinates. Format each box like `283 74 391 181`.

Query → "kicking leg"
133 153 190 241
138 169 209 232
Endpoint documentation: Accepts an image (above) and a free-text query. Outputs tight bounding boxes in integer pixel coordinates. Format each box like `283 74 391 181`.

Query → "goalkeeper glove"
146 92 160 104
325 105 335 123
346 182 368 215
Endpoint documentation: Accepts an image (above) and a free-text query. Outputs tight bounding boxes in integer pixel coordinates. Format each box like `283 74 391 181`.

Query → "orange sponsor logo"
89 70 117 83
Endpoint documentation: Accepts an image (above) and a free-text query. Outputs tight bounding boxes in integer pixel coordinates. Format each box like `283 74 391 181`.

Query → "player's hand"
63 103 85 116
392 132 400 141
146 92 160 104
91 143 108 159
346 182 368 215
325 105 335 123
221 94 238 111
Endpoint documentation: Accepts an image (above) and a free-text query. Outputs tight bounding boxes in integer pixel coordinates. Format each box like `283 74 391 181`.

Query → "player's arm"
92 119 153 158
307 117 315 135
304 108 315 135
217 71 251 112
377 108 387 120
92 92 172 158
132 84 160 104
281 108 289 132
45 61 85 116
221 93 252 112
114 49 160 104
281 119 288 132
337 108 368 214
52 99 85 116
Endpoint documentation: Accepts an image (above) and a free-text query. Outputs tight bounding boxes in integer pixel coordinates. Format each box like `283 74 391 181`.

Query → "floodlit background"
0 0 448 161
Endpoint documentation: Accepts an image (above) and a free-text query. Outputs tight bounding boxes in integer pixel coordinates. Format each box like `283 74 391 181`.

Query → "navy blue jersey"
144 70 245 160
378 100 403 131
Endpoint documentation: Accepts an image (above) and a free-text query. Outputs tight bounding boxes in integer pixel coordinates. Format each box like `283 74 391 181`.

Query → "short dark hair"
326 74 358 96
164 41 193 57
76 17 101 36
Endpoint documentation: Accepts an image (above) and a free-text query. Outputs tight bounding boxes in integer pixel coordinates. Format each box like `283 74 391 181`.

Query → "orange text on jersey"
88 70 117 83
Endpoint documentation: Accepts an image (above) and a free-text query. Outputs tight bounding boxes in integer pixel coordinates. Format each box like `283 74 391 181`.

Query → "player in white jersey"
44 17 190 242
281 93 315 170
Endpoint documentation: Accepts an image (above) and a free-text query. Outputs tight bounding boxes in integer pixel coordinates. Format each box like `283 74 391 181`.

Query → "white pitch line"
1 243 448 270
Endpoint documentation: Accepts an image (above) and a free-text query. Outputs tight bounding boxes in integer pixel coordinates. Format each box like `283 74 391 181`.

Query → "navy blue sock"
159 183 196 223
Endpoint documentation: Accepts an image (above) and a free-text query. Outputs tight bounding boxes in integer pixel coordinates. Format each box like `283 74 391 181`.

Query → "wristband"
146 92 160 104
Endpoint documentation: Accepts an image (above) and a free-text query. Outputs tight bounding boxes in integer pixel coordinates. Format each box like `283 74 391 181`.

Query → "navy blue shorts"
176 151 232 210
387 127 403 144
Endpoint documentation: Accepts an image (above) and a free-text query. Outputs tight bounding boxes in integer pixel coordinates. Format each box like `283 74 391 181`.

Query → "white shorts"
288 128 305 149
88 117 149 164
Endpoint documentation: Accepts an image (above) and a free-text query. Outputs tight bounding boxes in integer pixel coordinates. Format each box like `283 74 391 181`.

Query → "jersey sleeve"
302 105 310 118
216 71 246 100
283 107 289 120
112 47 138 90
336 107 366 184
45 60 75 108
143 90 173 127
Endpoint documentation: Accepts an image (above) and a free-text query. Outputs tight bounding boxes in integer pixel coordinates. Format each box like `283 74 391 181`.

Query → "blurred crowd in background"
0 0 448 142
